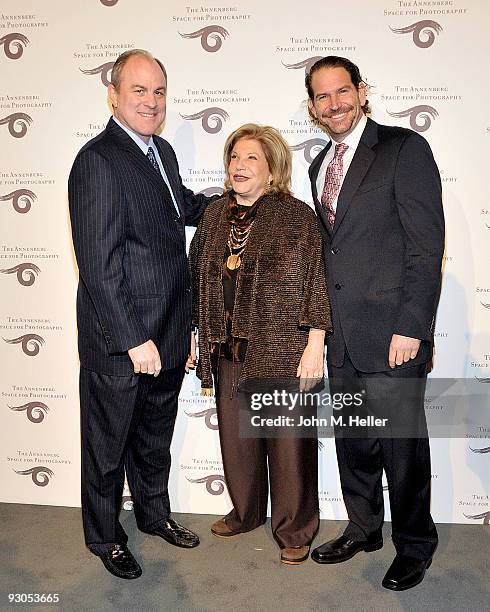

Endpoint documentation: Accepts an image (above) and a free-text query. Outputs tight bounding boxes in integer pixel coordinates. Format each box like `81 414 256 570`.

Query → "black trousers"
328 350 438 560
79 363 185 555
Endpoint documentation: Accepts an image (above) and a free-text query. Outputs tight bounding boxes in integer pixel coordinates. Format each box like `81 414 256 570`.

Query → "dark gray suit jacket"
69 117 210 376
309 118 445 372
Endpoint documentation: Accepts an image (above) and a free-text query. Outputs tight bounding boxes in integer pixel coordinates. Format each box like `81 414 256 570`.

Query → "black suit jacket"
309 118 445 372
69 117 210 376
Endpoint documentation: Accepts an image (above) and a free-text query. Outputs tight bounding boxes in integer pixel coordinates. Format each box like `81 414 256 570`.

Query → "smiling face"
307 66 366 142
228 138 272 206
108 54 166 143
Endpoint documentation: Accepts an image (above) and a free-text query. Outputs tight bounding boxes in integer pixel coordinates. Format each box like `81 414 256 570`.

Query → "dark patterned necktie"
147 146 161 175
320 142 348 227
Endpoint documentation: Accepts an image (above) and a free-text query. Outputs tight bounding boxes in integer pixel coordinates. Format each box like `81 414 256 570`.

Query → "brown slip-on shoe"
280 545 310 565
211 518 240 538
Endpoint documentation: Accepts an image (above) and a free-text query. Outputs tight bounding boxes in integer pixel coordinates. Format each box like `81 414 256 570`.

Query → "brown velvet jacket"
189 191 332 391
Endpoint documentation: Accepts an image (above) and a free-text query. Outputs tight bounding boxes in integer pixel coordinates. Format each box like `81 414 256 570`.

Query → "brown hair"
110 49 167 89
223 124 292 195
305 55 371 115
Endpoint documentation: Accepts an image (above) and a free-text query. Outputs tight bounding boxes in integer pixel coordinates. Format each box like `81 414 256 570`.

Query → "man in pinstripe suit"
69 49 212 579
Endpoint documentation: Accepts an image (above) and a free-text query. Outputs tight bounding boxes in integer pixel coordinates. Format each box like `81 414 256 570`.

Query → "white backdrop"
1 0 488 525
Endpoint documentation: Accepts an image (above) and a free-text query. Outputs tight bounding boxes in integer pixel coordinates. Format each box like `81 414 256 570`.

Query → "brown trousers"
215 358 319 548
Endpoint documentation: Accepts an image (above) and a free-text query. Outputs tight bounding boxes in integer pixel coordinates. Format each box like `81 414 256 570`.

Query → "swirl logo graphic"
390 20 443 48
469 446 490 454
0 33 29 59
475 377 490 383
387 105 438 132
198 186 224 197
480 302 490 309
0 263 40 286
9 401 49 423
282 56 323 75
185 407 218 430
179 26 229 53
3 334 45 356
0 112 33 138
464 511 490 525
0 189 37 214
180 107 229 134
187 474 226 495
80 62 114 87
122 495 134 511
100 0 119 5
14 466 54 487
290 138 328 164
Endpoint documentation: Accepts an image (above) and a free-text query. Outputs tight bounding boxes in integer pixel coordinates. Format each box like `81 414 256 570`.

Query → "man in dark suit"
305 56 444 590
69 49 212 579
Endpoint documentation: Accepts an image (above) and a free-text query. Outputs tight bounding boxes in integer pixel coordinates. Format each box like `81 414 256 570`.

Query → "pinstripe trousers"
79 363 185 555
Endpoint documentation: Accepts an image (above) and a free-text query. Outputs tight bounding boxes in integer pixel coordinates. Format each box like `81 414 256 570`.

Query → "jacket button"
186 287 191 293
335 283 342 290
331 247 339 254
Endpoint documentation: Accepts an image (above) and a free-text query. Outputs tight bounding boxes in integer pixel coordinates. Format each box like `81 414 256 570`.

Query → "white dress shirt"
316 114 367 212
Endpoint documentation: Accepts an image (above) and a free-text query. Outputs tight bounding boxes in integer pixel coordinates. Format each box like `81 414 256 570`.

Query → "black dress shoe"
382 555 432 591
311 533 383 564
99 544 142 579
149 518 200 548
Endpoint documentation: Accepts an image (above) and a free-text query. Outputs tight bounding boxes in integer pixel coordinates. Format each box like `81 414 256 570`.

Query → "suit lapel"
309 141 332 237
332 118 378 236
106 118 177 210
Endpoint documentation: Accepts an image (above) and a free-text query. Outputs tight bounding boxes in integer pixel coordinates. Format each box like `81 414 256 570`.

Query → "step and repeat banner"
1 0 488 524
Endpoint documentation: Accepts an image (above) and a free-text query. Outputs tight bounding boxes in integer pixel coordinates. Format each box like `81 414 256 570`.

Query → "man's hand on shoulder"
128 340 161 376
388 334 421 369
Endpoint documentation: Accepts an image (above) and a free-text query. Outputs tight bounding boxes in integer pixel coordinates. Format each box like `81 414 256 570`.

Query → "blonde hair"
223 124 292 195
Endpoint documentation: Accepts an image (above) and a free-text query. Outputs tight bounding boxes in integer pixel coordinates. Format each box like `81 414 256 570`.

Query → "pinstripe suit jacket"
69 117 209 376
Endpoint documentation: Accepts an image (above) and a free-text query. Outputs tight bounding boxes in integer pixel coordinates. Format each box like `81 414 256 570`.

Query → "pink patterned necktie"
320 142 348 227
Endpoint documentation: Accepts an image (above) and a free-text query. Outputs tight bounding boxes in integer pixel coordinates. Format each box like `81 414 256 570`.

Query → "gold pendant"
226 254 241 270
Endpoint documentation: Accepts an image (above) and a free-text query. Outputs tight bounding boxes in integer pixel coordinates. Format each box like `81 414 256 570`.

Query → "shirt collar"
111 116 156 155
331 113 367 152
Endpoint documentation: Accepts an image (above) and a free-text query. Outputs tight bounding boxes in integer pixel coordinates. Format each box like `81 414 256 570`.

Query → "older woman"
189 124 331 564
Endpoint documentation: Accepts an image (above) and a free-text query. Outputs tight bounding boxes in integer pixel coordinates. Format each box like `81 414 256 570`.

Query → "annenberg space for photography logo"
290 138 328 164
180 107 229 134
0 33 29 59
80 61 114 87
179 25 229 53
198 186 224 197
74 42 133 81
8 447 72 486
187 474 226 495
390 20 443 48
387 105 438 132
464 511 490 525
469 445 490 454
283 56 322 75
0 112 33 138
0 189 36 213
9 401 49 423
186 406 218 431
14 466 54 487
3 334 45 356
383 83 462 132
277 34 356 59
0 263 40 286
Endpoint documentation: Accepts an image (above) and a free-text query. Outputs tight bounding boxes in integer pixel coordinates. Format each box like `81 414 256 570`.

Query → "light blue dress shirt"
112 116 180 216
